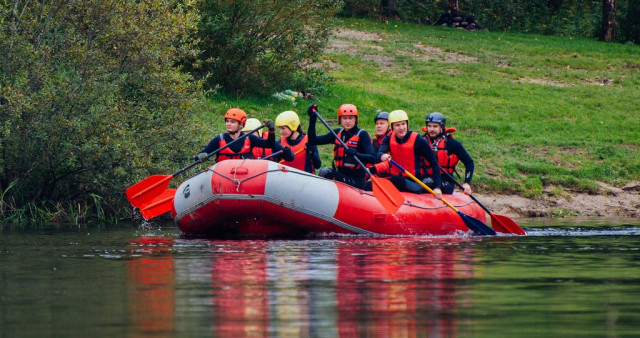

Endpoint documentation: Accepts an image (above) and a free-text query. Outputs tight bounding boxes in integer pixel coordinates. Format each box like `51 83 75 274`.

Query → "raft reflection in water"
127 237 475 336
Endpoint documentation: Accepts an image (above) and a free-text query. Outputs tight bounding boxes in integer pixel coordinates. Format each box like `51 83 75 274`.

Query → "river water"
1 218 639 337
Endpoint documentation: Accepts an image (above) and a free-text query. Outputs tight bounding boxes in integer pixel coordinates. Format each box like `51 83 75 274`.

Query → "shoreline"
476 182 640 219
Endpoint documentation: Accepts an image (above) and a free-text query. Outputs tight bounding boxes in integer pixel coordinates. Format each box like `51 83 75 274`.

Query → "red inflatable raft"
171 159 487 237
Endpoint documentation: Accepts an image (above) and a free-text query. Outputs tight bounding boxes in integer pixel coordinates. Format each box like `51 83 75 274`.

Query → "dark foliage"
190 0 343 96
0 0 204 221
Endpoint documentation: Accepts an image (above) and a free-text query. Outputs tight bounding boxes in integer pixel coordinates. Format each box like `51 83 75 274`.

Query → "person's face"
427 122 442 138
340 115 356 130
225 118 241 133
375 119 389 136
279 126 292 138
392 120 408 138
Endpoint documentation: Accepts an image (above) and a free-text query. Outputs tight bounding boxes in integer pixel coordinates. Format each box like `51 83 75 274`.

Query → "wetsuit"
375 131 442 194
423 133 474 194
308 113 375 189
195 131 275 162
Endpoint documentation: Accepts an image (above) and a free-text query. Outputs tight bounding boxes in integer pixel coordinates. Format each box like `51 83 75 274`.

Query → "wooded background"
346 0 638 43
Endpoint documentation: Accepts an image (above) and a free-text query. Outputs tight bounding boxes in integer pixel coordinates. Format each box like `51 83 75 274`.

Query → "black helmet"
426 112 446 127
374 111 389 122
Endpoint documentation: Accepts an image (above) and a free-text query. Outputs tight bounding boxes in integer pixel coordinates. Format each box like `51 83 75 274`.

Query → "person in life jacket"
372 111 392 158
275 110 321 173
194 108 275 163
243 117 294 162
307 103 375 189
370 110 442 198
422 112 475 195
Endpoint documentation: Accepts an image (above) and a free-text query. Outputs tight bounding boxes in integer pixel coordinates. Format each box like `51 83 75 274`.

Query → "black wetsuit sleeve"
355 131 375 164
249 132 275 148
307 144 322 170
269 141 284 160
307 113 336 145
415 136 441 189
448 138 474 183
276 141 295 162
283 146 295 162
197 135 222 156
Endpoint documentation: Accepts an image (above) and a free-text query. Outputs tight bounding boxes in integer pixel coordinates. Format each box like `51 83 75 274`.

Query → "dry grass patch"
410 43 478 63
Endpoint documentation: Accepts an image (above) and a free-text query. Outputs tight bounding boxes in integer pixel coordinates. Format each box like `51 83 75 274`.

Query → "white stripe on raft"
173 168 214 218
264 161 339 220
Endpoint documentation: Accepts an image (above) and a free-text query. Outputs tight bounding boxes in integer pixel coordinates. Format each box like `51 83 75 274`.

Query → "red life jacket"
280 134 308 171
388 131 421 177
216 133 253 162
373 130 391 148
425 132 459 175
252 133 272 159
333 129 363 170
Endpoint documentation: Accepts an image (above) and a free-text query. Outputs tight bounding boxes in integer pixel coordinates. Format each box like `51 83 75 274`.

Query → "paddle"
312 107 404 214
277 147 306 163
139 146 310 220
389 159 496 236
439 170 527 235
126 124 265 208
140 189 176 220
260 150 283 161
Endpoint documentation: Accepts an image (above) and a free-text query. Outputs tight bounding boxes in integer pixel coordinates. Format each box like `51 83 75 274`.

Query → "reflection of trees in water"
127 237 176 336
127 237 474 336
337 238 473 337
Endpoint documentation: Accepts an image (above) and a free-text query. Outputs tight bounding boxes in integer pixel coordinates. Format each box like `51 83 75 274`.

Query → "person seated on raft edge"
275 110 321 174
366 109 443 199
306 103 376 189
194 108 276 163
422 112 474 195
242 117 295 162
372 111 392 159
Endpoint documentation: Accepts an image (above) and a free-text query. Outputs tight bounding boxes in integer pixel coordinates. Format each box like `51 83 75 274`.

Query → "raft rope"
210 165 475 211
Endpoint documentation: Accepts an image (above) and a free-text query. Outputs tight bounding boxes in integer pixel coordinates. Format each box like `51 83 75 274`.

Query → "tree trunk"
448 0 459 13
381 0 398 18
601 0 617 42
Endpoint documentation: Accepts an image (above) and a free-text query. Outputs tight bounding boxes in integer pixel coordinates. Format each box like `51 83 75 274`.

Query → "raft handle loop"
232 160 245 191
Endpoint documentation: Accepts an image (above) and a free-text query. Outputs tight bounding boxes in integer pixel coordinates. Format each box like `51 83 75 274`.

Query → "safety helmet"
224 108 248 126
374 111 389 122
242 118 263 137
388 110 409 125
425 112 446 127
275 110 300 131
337 104 358 118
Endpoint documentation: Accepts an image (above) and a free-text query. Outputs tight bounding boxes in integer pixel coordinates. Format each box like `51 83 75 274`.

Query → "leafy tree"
193 0 342 96
0 0 204 221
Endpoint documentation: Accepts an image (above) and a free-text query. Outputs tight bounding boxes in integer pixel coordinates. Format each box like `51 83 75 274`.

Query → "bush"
0 0 204 222
192 0 342 96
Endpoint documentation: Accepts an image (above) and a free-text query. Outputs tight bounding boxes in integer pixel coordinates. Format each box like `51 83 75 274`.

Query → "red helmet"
337 104 358 118
224 108 247 126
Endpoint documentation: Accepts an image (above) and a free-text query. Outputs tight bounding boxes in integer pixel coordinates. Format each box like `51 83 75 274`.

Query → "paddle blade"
140 189 176 220
458 211 496 236
126 175 173 207
372 176 405 214
490 213 527 235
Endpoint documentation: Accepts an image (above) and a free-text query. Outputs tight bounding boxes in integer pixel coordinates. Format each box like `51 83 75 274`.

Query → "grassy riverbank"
201 18 640 199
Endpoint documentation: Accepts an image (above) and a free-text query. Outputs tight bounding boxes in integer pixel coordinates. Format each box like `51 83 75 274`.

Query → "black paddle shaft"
261 149 283 161
440 169 492 215
313 110 373 177
172 124 266 177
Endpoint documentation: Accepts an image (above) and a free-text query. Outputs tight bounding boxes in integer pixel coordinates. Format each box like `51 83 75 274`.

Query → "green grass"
203 18 640 197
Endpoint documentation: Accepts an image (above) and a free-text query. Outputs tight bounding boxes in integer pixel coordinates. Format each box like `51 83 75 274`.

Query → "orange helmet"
224 108 248 126
337 104 358 118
